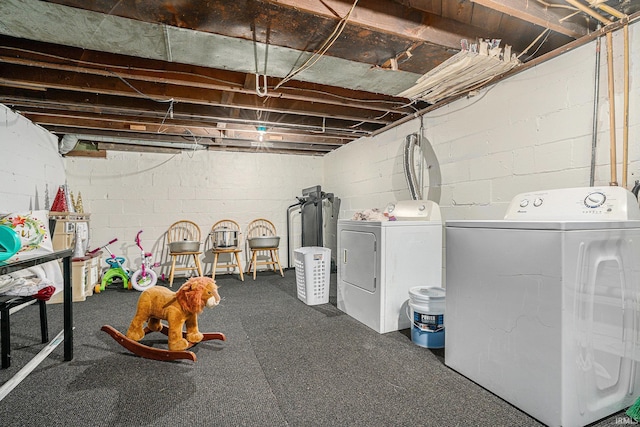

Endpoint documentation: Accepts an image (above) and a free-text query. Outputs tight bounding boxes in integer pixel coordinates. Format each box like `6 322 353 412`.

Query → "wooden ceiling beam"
0 62 399 126
19 106 357 139
46 126 347 155
470 0 588 38
1 90 377 136
267 0 489 49
0 36 416 113
23 111 353 146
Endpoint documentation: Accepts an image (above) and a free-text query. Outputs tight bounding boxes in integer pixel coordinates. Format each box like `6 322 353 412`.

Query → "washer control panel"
583 192 606 208
504 187 640 221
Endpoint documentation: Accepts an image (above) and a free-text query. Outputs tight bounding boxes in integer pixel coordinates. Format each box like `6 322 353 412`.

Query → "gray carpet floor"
0 270 632 426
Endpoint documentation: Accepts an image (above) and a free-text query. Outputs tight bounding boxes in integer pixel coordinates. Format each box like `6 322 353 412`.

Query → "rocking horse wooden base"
101 324 226 362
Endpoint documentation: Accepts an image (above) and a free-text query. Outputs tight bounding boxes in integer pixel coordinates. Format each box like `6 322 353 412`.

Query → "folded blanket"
351 208 390 221
0 275 56 301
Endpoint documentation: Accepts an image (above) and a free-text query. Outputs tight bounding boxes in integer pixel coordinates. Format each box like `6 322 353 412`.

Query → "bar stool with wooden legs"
245 218 284 280
167 220 203 287
210 219 244 281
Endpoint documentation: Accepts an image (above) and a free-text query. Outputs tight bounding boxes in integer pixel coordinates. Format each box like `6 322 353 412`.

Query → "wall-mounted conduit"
566 0 630 187
589 34 601 187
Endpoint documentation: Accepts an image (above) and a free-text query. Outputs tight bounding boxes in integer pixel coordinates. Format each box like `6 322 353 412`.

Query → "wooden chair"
167 220 203 287
210 219 244 281
245 218 284 280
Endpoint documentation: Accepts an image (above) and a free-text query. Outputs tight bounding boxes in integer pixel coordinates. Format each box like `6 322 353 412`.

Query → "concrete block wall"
325 22 639 223
324 23 638 287
3 21 638 285
324 120 418 219
0 105 65 211
64 150 323 278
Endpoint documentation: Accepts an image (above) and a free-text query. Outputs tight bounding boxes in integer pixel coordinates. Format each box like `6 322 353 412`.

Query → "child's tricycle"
89 238 130 293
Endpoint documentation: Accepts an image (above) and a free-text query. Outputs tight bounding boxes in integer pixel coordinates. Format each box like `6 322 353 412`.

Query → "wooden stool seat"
168 250 203 286
247 246 284 280
245 219 284 281
210 220 244 281
167 220 203 287
212 248 244 281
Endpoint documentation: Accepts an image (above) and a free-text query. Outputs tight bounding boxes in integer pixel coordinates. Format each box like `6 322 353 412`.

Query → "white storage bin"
294 246 331 306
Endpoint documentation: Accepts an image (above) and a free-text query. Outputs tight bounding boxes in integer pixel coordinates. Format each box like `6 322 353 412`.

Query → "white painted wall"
0 105 65 211
63 150 322 277
2 22 638 283
325 22 639 223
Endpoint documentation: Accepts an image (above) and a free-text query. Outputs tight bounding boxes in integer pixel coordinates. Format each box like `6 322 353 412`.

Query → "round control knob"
533 198 543 207
519 199 529 208
584 192 606 208
418 204 426 211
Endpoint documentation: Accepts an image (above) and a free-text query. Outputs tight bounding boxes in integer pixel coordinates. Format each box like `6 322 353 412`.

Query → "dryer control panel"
504 187 640 221
386 200 442 221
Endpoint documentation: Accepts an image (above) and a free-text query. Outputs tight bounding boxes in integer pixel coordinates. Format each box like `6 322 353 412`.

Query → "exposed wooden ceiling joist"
0 0 635 156
471 0 590 38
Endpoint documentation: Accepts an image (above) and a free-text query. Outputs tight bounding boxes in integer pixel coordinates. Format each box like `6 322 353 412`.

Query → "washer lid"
446 219 640 230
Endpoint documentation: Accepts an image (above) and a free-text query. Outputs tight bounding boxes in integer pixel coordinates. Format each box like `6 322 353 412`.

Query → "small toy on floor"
102 276 225 362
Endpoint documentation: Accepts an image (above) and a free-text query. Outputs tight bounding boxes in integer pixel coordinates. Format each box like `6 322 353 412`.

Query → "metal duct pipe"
62 134 206 151
58 134 79 154
403 133 422 200
418 117 425 196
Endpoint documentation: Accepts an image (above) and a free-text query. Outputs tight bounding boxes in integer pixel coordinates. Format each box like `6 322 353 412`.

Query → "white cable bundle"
398 39 520 104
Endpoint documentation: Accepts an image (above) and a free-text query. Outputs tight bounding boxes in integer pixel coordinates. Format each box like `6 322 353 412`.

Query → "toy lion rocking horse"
102 276 225 362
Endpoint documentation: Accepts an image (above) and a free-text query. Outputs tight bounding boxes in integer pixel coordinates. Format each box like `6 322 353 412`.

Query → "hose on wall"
403 133 422 200
403 115 442 203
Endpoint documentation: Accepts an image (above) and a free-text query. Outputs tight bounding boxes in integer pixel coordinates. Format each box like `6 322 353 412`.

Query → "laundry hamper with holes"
294 247 331 306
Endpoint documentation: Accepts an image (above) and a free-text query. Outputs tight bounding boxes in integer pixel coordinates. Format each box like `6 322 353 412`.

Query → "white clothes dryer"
445 187 640 427
337 200 443 334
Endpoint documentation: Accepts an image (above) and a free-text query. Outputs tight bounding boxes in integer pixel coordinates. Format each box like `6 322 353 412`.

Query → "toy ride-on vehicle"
88 238 130 293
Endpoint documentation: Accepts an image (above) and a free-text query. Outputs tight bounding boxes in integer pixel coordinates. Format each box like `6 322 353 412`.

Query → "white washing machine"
337 200 443 334
445 187 640 427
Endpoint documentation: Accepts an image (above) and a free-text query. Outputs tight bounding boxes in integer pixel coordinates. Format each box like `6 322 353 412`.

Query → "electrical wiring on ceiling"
274 0 359 91
517 28 551 60
2 45 410 113
2 46 241 87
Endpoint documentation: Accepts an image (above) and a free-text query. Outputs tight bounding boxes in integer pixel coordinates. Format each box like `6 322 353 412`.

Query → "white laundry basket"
294 246 331 305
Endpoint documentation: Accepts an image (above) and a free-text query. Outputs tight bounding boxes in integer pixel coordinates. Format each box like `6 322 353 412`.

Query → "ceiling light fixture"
256 125 267 141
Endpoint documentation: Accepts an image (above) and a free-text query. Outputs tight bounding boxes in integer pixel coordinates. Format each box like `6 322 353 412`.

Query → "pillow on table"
0 210 62 290
0 210 54 260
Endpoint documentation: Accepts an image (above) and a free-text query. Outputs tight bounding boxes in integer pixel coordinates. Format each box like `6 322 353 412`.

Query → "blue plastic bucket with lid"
407 286 445 349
